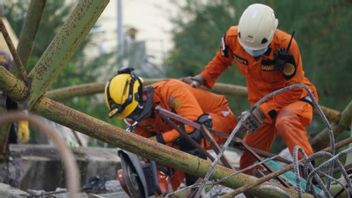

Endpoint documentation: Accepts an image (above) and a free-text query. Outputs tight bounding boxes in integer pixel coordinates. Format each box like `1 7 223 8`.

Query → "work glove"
181 75 204 88
241 108 264 133
274 48 296 71
174 129 202 152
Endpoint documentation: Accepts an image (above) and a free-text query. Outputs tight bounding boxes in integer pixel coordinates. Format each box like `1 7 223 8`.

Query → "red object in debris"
116 169 130 196
157 171 170 194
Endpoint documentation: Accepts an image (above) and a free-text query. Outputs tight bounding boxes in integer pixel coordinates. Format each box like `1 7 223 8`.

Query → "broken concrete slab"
8 144 120 191
0 183 29 197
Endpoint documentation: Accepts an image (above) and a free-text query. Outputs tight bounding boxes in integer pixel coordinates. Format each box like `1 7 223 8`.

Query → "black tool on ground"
117 150 165 198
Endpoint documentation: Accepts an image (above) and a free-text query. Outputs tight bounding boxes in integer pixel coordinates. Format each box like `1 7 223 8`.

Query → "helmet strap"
136 86 154 121
128 86 154 123
125 86 154 132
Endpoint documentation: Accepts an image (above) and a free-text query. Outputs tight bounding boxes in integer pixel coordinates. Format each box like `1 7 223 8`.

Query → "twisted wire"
292 146 307 198
306 150 352 197
320 172 350 198
195 84 322 198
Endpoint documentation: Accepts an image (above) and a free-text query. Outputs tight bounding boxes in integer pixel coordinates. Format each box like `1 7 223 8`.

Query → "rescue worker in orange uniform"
184 3 318 175
104 67 237 190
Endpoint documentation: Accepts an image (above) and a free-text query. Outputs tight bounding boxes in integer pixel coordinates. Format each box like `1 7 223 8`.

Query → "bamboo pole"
0 18 27 81
312 101 352 150
45 79 162 100
0 68 27 157
46 82 105 100
28 0 109 108
17 0 47 67
46 80 341 124
0 67 28 101
0 67 312 198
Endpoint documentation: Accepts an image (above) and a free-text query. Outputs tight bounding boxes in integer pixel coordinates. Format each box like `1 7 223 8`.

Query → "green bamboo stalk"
28 0 109 108
0 67 28 101
17 0 47 67
46 80 340 124
45 82 105 100
0 18 27 81
312 101 352 150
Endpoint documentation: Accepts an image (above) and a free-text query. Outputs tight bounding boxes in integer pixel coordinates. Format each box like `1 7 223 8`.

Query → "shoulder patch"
169 96 181 110
283 63 296 79
233 54 248 65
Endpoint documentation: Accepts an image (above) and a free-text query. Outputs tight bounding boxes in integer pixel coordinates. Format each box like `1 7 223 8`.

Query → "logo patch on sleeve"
169 96 181 110
283 63 296 78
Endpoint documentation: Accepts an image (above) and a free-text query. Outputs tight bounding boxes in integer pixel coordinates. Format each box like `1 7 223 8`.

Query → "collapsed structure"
0 1 351 197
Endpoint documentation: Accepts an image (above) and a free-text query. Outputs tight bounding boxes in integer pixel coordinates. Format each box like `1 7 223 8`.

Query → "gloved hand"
174 129 202 151
274 48 296 71
181 75 204 88
241 108 264 133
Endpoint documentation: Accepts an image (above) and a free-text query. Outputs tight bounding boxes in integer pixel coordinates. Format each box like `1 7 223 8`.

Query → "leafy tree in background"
166 0 250 114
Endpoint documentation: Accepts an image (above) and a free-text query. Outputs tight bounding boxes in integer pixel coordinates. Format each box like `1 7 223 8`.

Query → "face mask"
243 46 268 57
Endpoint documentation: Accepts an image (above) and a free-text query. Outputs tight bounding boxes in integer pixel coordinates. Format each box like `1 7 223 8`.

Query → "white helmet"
238 4 278 50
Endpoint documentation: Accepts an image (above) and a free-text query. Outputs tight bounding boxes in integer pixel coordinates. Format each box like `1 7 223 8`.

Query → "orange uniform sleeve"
200 28 235 88
260 38 307 122
159 80 204 143
200 51 233 88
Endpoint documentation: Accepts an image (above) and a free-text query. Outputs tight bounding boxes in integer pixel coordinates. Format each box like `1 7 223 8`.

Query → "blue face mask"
243 46 268 57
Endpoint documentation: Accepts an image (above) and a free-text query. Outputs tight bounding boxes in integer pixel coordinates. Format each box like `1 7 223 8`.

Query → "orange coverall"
132 79 237 189
199 26 318 174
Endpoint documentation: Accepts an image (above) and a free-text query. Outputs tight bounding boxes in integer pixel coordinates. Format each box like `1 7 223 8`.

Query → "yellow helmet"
104 67 143 119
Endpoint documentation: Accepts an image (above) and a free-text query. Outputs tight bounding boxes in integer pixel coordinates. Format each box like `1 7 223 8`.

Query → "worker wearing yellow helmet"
104 67 237 190
104 67 145 120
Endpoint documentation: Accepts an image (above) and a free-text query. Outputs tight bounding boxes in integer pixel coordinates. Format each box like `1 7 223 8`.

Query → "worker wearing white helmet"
183 3 318 175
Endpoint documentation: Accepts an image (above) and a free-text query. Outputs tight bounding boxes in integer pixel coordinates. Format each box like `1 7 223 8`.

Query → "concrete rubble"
0 144 242 197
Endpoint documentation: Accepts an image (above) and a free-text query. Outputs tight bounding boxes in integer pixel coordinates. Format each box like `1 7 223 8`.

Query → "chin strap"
126 86 154 132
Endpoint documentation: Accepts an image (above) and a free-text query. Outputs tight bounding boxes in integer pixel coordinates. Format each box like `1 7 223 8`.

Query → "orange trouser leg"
239 123 276 175
275 101 314 157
